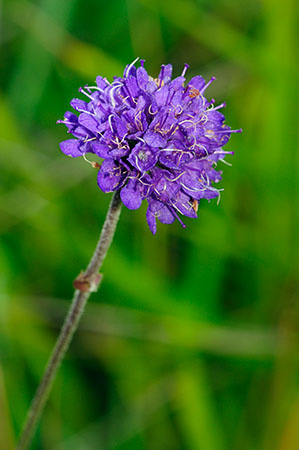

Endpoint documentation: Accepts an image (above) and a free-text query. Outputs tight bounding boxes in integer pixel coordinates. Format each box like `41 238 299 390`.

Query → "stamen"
148 104 158 115
122 83 135 103
96 130 105 139
83 136 97 143
82 153 101 168
170 125 179 136
109 83 123 107
165 171 186 182
138 177 152 191
194 147 209 159
177 151 189 164
86 86 105 93
111 133 128 147
185 118 208 130
143 184 152 197
154 122 161 133
134 111 143 130
78 87 94 101
202 173 210 185
112 180 123 190
212 186 223 194
179 119 194 125
181 183 206 192
219 158 232 166
77 109 94 116
108 114 114 132
171 104 183 115
188 87 201 99
192 199 198 212
111 167 122 176
217 191 222 206
134 155 144 173
121 96 130 105
197 144 209 157
125 57 139 77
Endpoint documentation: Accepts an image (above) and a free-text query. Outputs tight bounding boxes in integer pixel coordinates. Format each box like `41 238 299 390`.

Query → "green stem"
16 192 122 450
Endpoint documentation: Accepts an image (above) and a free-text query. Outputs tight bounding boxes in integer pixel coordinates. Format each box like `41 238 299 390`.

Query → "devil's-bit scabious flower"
57 58 241 234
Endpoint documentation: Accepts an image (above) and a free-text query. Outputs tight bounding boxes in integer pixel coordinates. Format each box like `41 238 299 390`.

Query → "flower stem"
16 191 122 450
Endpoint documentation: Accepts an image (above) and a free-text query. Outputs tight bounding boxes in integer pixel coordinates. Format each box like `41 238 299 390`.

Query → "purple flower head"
58 58 241 234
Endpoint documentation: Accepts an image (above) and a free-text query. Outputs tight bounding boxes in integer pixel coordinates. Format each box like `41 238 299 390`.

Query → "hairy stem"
16 191 122 450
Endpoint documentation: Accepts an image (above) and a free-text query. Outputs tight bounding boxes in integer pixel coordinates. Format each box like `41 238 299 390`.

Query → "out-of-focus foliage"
0 0 298 449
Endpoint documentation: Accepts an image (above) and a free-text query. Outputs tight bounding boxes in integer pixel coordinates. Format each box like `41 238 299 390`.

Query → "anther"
82 153 101 169
192 199 198 212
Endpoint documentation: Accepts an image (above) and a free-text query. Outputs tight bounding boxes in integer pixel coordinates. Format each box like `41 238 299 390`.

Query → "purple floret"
58 58 241 234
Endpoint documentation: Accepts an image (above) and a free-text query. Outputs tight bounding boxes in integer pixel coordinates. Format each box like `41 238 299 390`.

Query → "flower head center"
138 150 148 162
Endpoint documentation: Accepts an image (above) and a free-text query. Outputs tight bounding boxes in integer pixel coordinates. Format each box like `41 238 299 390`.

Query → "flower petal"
91 141 110 158
120 182 142 210
158 64 173 84
60 139 82 157
97 159 126 192
144 130 167 148
157 205 175 224
170 76 185 90
128 143 158 172
146 203 157 234
96 75 109 89
78 113 100 133
155 85 169 108
113 116 128 140
188 75 205 91
136 66 149 90
70 98 88 111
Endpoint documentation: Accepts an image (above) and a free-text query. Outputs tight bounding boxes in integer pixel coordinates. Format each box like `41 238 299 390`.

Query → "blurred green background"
0 0 298 449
